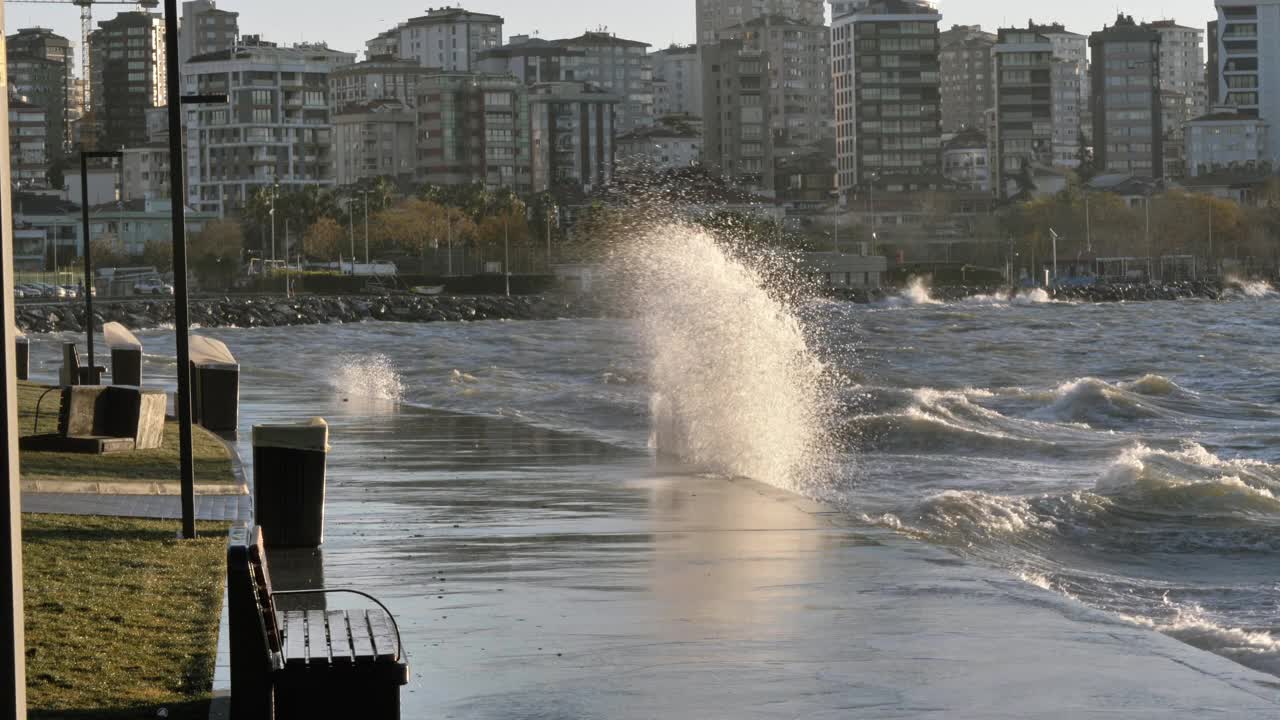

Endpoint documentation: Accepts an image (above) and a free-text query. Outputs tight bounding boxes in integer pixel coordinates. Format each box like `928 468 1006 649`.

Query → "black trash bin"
190 335 239 432
104 322 142 387
253 418 330 548
14 333 28 381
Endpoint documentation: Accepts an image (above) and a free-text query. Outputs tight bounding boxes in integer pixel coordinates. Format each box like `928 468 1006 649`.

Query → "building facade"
1185 110 1269 176
121 143 170 201
329 56 434 112
1206 1 1280 167
696 0 825 43
178 0 239 63
833 0 943 199
528 82 618 194
651 44 703 117
556 32 653 133
89 12 167 150
942 129 990 191
415 72 530 192
476 37 584 84
375 7 502 72
7 27 73 162
1152 20 1206 177
616 116 702 172
334 100 417 187
182 43 356 215
939 25 995 133
703 38 774 191
1090 15 1163 178
1043 28 1088 168
993 26 1052 198
9 99 48 187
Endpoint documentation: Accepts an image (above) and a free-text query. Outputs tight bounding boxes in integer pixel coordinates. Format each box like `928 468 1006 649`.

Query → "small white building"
804 251 887 289
1185 110 1269 177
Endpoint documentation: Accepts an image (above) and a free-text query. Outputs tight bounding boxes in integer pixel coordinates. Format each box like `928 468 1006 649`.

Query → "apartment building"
415 72 530 192
939 25 995 133
1090 15 1163 177
88 12 167 150
7 27 73 160
528 82 618 194
182 43 355 215
832 0 943 198
178 0 239 63
373 7 502 72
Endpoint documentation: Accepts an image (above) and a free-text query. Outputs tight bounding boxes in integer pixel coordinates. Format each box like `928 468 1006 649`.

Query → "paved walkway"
21 492 251 523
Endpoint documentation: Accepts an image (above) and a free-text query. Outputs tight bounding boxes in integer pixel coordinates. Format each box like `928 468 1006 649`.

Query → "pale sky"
5 1 1218 60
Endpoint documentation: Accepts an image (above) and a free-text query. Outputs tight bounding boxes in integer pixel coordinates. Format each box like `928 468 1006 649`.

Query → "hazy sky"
5 1 1218 59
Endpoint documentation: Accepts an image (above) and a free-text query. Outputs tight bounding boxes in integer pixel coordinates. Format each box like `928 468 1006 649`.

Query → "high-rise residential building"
616 116 703 171
182 43 356 215
991 23 1087 198
415 72 530 192
528 81 618 194
1090 15 1162 178
555 32 653 133
373 7 502 72
9 99 48 187
329 56 435 112
178 0 239 63
89 12 167 150
832 0 943 198
1151 20 1206 177
702 38 774 191
1040 27 1089 168
696 0 825 43
334 99 417 187
7 27 73 162
939 25 995 133
1212 2 1266 122
723 15 832 145
651 44 702 118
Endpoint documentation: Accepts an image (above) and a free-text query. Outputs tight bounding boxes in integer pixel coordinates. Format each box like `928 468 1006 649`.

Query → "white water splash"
884 276 940 307
332 353 403 408
1225 275 1277 298
613 223 837 496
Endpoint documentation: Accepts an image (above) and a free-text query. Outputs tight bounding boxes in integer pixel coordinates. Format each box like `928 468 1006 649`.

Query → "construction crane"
8 0 160 114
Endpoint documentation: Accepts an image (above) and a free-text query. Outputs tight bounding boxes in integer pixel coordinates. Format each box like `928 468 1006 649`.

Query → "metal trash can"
104 322 143 387
253 418 330 548
189 335 239 432
15 333 29 381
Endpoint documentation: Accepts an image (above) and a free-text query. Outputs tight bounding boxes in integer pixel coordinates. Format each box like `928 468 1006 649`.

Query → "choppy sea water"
166 280 1280 678
28 267 1280 679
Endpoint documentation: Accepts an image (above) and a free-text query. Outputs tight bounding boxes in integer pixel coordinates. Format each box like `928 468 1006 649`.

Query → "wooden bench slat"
348 609 376 661
327 610 354 664
283 611 308 666
366 611 397 661
305 610 328 666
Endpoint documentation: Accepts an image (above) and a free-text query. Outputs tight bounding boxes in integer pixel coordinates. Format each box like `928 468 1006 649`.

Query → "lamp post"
80 149 123 384
346 198 355 273
164 0 228 539
361 190 370 266
269 182 277 263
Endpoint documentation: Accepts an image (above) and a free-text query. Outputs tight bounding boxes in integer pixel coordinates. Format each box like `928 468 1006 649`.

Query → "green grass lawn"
18 382 238 487
24 515 231 720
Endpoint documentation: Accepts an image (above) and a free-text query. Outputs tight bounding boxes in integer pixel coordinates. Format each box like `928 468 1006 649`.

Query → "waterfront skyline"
8 0 1218 60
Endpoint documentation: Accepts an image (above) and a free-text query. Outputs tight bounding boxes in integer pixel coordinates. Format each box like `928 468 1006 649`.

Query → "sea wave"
1119 600 1280 677
1097 442 1280 514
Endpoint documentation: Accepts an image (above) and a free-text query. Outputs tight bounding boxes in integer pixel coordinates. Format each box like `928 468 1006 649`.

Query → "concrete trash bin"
190 335 239 432
15 332 29 381
253 418 331 548
104 322 143 387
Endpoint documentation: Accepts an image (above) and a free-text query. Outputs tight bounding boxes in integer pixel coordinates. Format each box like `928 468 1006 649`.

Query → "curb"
20 479 248 495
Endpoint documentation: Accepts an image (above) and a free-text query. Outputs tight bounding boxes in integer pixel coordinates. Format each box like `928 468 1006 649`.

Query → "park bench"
20 384 166 454
227 526 409 720
59 342 105 386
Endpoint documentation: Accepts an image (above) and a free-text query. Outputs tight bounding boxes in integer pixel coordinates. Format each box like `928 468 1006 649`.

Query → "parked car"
60 285 80 299
133 278 174 296
12 287 24 299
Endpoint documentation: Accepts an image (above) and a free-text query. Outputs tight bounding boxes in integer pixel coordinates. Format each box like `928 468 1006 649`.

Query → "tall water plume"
610 222 839 497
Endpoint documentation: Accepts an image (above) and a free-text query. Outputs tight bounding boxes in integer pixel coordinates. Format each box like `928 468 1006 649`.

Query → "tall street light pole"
165 0 228 539
0 14 30 709
363 190 370 266
80 150 123 383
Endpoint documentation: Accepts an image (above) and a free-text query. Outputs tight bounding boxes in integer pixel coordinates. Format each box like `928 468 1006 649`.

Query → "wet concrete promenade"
244 407 1280 719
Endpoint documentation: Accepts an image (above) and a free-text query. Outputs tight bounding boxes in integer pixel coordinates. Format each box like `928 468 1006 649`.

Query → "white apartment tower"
182 43 356 215
1213 1 1273 157
696 0 825 43
374 7 502 72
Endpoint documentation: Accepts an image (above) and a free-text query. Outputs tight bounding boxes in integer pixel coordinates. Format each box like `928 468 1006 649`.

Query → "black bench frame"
228 526 409 720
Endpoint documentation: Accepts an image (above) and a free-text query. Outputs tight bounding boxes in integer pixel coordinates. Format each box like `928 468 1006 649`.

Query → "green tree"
141 239 172 273
189 220 244 289
302 216 343 261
